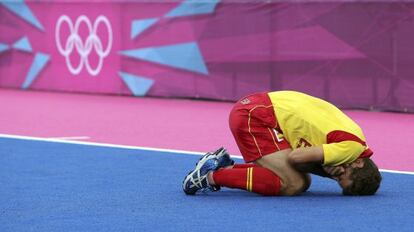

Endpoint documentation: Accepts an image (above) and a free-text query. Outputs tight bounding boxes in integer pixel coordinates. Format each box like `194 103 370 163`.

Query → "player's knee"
284 183 304 196
283 175 310 196
301 174 312 192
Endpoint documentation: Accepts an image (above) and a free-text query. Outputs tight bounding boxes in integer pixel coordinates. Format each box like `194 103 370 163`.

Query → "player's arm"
288 146 324 164
288 141 365 177
287 146 332 178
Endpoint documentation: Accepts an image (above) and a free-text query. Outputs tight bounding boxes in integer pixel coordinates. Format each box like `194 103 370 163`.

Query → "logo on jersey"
240 98 250 105
297 138 312 148
55 15 113 76
272 129 284 142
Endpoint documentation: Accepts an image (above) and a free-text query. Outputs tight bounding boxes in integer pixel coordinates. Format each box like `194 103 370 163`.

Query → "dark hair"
342 158 382 196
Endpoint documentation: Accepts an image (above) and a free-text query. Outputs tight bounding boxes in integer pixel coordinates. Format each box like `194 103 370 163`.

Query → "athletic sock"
212 166 281 196
232 163 257 169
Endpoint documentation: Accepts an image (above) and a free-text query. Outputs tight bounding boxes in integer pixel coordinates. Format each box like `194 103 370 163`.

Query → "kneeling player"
182 92 309 196
183 91 381 196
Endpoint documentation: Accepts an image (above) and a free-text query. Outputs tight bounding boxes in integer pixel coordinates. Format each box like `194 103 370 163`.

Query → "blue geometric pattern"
165 0 220 18
22 53 50 89
131 18 159 39
0 0 44 31
0 43 9 54
120 42 208 75
12 37 32 53
118 72 154 97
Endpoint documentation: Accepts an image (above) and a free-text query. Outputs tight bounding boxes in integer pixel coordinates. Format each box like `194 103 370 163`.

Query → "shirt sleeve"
322 140 365 166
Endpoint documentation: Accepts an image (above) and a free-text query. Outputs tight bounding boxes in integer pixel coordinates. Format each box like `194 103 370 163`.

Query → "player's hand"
323 166 345 177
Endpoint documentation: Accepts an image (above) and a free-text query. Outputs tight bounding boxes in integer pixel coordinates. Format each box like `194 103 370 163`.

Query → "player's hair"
342 158 382 196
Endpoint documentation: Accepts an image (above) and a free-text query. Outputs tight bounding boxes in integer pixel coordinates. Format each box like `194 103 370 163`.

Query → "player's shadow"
195 190 344 198
300 190 344 197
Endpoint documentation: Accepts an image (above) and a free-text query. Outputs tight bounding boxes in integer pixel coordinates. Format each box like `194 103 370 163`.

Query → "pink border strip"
0 89 413 172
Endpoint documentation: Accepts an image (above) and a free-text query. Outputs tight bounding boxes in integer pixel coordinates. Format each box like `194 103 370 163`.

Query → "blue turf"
0 138 413 232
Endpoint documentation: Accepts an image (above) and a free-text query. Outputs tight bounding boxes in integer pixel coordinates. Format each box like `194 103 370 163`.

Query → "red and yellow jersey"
267 91 373 166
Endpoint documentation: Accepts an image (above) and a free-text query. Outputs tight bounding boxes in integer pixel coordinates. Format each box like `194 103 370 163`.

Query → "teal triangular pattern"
22 53 50 89
12 36 32 52
119 72 154 97
131 18 158 39
120 42 208 75
0 43 9 53
1 0 44 31
165 0 220 18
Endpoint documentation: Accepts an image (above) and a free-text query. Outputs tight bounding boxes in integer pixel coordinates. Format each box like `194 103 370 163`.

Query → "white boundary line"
0 133 413 175
378 169 414 175
0 133 205 155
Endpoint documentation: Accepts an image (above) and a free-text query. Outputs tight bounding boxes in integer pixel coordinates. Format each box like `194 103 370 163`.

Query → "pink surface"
0 89 412 172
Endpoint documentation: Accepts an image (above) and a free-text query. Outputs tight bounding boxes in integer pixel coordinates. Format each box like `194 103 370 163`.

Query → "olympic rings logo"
55 15 112 76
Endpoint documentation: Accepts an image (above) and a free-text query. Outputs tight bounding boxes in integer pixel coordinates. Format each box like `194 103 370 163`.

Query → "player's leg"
208 163 282 196
182 148 303 196
209 149 308 196
232 163 256 168
203 161 279 196
210 93 306 196
182 93 308 196
254 150 309 195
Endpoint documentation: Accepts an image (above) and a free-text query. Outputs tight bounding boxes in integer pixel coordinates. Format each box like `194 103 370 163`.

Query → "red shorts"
229 93 291 163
